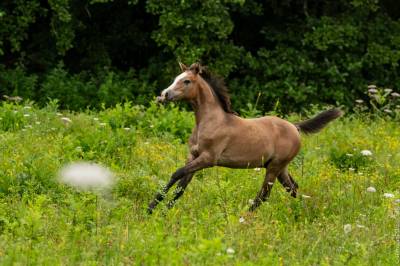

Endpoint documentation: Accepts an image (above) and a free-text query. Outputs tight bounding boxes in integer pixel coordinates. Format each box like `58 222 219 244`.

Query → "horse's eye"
183 80 191 85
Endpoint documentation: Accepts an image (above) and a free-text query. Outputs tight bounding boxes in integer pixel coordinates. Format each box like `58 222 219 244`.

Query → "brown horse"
148 62 342 213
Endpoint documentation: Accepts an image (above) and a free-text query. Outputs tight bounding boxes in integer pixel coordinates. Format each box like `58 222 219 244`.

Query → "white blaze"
161 72 188 96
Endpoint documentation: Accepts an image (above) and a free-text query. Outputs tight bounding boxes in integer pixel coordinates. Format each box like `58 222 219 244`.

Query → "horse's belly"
216 143 273 168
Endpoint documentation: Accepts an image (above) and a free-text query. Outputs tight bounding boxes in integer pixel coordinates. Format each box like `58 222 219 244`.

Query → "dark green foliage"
0 0 399 112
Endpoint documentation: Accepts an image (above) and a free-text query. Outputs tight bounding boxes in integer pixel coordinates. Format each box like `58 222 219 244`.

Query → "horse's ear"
178 61 188 72
189 63 203 75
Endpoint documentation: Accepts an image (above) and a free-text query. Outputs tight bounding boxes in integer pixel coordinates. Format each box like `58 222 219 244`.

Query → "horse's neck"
191 81 225 126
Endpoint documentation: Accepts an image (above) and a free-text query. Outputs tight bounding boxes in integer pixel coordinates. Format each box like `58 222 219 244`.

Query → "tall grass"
0 101 398 265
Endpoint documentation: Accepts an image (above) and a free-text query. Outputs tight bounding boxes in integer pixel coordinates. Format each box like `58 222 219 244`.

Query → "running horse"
148 62 342 213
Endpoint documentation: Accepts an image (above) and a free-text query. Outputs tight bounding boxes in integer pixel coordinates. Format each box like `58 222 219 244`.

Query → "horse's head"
157 62 203 103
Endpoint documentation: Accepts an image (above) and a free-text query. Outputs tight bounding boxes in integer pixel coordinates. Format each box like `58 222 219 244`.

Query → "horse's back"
217 115 301 168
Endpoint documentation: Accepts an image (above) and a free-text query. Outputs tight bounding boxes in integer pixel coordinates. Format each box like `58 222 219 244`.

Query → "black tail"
295 108 343 134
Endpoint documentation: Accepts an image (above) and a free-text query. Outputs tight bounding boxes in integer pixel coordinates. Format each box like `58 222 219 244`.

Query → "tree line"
0 0 399 112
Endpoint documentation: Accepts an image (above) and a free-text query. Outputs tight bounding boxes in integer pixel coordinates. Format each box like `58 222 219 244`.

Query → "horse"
148 62 343 213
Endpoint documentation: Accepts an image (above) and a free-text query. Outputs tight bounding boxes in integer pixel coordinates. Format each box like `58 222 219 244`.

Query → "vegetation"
1 0 400 111
0 101 398 264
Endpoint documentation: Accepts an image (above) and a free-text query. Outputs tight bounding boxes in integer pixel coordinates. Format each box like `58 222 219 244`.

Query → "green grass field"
0 102 399 265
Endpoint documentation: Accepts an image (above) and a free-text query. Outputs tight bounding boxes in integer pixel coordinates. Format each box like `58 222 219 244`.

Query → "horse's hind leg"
277 168 298 198
249 164 282 211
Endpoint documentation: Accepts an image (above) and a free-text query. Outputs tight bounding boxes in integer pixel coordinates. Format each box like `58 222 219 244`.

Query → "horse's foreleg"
147 173 184 214
166 173 194 209
147 153 212 214
170 152 213 179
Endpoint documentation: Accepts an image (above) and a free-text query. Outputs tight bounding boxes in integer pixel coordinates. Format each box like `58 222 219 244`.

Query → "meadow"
0 101 399 265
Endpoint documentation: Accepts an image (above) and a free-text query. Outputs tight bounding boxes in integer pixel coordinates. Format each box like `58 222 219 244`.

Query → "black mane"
196 66 235 114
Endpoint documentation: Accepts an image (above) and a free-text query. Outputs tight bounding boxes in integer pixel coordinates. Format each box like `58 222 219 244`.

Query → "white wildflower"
384 88 393 93
99 122 107 127
391 92 400 97
349 167 355 171
93 117 99 121
368 88 378 94
24 106 31 109
383 193 394 198
23 114 30 117
302 194 312 199
56 112 63 116
254 168 261 171
59 162 115 190
384 109 392 113
355 99 364 104
61 117 72 124
239 217 245 223
344 224 352 234
226 248 235 255
346 153 353 157
394 199 400 203
360 150 372 156
248 199 254 205
124 127 130 131
35 121 41 125
367 85 377 90
366 186 376 193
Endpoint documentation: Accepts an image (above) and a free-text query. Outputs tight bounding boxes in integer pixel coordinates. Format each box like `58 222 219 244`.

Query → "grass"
0 101 399 265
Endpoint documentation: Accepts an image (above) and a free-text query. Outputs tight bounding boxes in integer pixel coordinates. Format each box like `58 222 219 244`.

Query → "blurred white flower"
239 217 245 223
124 127 130 131
394 199 400 203
302 194 312 199
24 106 31 109
56 112 63 116
367 85 377 90
360 150 372 156
59 162 115 190
349 167 355 171
391 92 400 97
35 121 41 125
226 248 235 255
383 193 394 198
356 224 366 229
355 99 364 104
366 186 376 193
344 224 352 234
23 114 30 117
61 117 72 124
248 199 254 205
93 117 99 121
254 168 261 171
384 88 392 93
383 109 392 113
99 122 107 127
346 153 353 157
368 88 378 94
